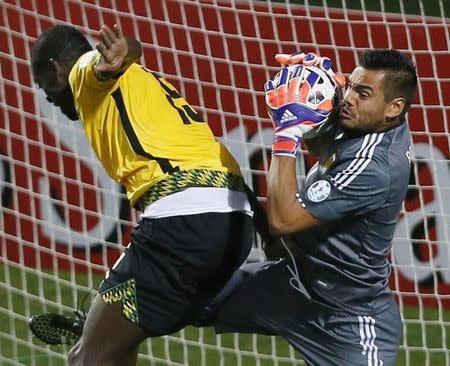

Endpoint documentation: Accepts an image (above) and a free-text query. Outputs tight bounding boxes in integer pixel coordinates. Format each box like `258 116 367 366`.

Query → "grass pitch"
1 262 449 365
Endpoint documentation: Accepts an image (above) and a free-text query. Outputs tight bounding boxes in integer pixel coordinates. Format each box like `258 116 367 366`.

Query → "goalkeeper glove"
265 64 339 158
275 51 347 92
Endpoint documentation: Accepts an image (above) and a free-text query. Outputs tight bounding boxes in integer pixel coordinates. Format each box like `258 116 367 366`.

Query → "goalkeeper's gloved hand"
265 64 337 158
275 51 347 93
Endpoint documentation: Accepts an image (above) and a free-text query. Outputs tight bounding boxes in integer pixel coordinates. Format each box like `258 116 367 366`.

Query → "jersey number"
149 70 204 124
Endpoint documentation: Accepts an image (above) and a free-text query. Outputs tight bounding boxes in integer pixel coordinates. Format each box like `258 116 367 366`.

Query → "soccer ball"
297 65 341 153
297 65 341 113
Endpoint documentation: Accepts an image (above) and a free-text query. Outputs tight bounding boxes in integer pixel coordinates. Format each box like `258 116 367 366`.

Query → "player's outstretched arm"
94 24 142 79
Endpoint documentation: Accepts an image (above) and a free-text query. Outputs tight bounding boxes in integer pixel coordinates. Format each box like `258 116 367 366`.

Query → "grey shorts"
212 260 402 366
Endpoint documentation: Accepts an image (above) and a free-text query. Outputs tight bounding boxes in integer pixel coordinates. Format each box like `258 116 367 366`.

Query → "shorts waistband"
134 169 245 211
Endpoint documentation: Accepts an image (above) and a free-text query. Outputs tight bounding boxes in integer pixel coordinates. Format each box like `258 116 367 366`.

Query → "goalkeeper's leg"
68 294 146 366
211 259 401 365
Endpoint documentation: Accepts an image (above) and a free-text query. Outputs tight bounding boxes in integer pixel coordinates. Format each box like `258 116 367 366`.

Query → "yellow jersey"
69 50 244 209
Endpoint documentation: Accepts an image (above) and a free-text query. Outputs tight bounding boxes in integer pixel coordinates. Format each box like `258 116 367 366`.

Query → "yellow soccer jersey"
69 50 243 208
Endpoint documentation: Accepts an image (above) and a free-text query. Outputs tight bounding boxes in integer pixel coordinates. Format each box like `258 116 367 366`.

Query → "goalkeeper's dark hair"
359 49 417 119
31 25 92 76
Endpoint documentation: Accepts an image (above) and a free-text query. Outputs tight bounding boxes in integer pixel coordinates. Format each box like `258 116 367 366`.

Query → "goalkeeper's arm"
267 156 320 235
265 54 344 235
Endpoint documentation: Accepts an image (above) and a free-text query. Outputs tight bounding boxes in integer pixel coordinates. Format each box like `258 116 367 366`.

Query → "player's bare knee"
67 339 102 366
67 340 83 365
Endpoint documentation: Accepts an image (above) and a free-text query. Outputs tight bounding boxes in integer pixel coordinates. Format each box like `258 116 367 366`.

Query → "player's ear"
49 58 69 78
385 97 406 120
49 58 71 84
48 58 60 74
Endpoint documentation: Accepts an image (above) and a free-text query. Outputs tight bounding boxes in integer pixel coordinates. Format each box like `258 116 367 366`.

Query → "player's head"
340 49 417 134
31 25 93 120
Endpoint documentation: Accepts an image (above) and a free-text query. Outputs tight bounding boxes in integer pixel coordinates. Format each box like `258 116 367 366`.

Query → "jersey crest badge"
307 180 331 202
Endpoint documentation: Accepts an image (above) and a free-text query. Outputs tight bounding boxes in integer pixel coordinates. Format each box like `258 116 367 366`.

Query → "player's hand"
265 65 335 157
275 51 328 68
266 65 335 131
95 24 128 73
275 52 347 92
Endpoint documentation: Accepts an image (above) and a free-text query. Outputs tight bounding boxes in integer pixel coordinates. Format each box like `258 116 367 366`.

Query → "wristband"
271 134 301 158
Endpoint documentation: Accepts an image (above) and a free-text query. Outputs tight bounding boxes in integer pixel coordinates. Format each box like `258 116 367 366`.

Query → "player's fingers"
264 80 275 92
100 25 115 47
319 57 332 71
288 52 306 65
265 90 278 111
96 42 108 55
274 68 289 99
289 65 304 80
274 53 291 65
103 24 117 41
113 24 123 39
287 77 303 101
99 30 111 49
302 52 319 66
286 66 304 99
277 67 289 87
275 52 305 65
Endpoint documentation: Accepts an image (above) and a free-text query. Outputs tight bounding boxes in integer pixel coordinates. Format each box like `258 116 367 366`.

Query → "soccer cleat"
28 311 85 345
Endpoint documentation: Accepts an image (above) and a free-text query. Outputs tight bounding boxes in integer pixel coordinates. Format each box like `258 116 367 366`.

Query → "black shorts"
98 211 253 337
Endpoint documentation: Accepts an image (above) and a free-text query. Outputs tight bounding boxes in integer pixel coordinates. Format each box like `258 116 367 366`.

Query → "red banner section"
1 1 449 306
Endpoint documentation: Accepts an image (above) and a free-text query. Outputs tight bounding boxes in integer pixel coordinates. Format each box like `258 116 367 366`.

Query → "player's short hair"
31 25 92 76
359 49 417 117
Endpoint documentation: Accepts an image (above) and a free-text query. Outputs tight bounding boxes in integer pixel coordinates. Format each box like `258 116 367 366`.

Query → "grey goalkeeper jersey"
296 122 411 314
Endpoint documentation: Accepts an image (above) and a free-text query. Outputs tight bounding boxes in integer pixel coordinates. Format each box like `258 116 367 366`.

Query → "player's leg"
284 297 402 366
350 299 402 365
67 294 145 366
68 212 253 364
211 258 402 366
211 259 308 335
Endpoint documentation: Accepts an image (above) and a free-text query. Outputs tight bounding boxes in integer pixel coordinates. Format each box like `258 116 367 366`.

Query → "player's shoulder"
325 131 390 190
69 50 100 87
70 51 147 90
331 131 387 170
76 50 98 69
337 123 409 163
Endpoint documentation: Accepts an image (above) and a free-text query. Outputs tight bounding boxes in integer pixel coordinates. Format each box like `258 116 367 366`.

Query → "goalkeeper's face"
339 67 399 134
34 68 79 121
